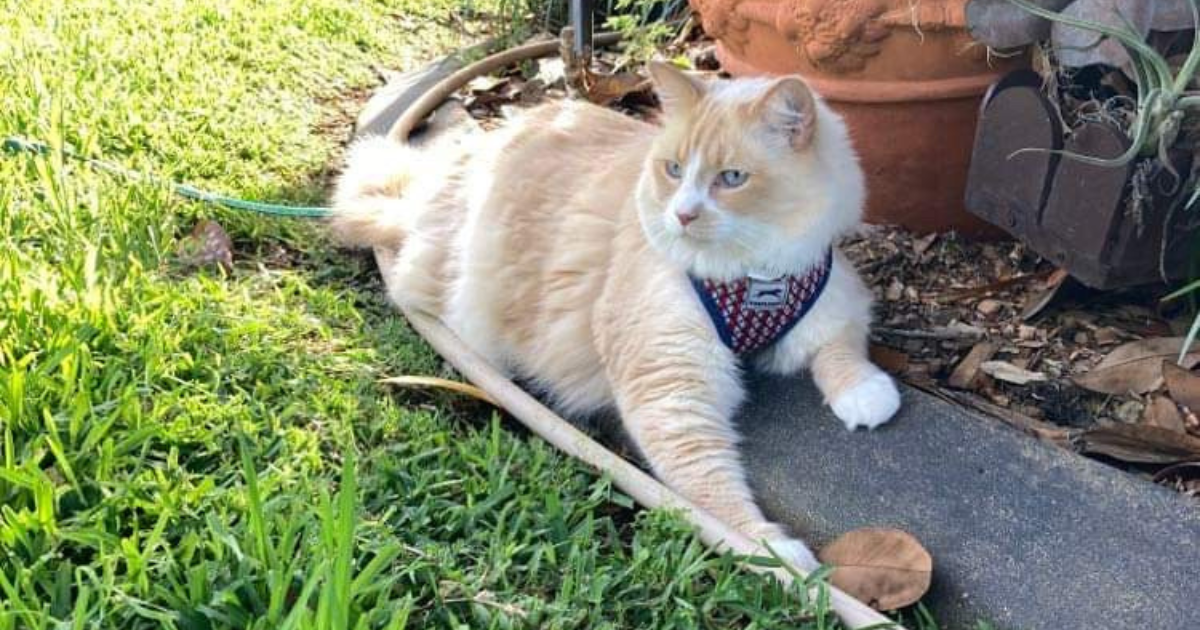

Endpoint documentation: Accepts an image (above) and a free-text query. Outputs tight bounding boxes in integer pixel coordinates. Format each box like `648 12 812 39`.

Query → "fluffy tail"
328 136 415 249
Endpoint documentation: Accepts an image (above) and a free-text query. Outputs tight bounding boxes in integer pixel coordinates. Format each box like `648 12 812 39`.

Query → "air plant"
1006 0 1200 172
1006 0 1200 359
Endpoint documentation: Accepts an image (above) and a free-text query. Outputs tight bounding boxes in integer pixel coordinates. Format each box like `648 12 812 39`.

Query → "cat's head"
635 62 865 280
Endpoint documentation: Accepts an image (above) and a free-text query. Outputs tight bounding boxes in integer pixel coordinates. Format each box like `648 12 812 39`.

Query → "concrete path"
739 376 1200 630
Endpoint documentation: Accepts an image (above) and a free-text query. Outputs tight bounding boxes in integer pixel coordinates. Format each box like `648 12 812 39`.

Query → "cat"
330 62 901 570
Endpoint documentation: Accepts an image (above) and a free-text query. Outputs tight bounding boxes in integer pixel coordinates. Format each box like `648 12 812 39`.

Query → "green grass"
0 1 870 628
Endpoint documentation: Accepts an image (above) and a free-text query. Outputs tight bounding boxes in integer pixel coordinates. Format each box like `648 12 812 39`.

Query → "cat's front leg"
608 341 819 571
812 325 901 431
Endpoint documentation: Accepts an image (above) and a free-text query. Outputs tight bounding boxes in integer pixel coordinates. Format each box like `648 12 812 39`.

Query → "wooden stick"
874 326 984 341
379 250 902 629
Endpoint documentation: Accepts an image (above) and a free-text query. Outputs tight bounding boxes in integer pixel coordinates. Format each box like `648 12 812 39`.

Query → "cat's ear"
753 77 817 150
647 61 704 115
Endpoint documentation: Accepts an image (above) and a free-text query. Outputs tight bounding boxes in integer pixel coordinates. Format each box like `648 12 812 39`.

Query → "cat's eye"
664 160 683 179
716 169 749 188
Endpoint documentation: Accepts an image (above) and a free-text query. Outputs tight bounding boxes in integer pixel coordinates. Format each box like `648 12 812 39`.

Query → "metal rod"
570 0 594 65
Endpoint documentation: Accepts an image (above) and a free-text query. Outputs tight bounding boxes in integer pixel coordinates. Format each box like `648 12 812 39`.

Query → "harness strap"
690 248 833 356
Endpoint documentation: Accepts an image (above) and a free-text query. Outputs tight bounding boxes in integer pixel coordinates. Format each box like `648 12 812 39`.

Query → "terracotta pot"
690 0 1026 236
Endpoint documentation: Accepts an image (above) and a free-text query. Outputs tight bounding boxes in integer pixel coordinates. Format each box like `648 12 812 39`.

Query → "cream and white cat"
331 62 901 570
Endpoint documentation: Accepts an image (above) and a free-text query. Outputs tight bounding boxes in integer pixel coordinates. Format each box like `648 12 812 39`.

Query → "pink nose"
675 207 700 226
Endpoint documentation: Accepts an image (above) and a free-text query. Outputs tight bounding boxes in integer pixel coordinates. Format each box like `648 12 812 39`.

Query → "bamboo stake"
377 251 902 629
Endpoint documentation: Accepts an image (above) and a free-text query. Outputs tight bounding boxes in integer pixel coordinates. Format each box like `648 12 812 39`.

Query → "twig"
873 326 984 341
935 270 1052 302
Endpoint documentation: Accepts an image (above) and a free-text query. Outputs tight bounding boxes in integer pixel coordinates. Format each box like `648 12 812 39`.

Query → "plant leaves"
948 342 997 389
817 528 932 611
1163 360 1200 410
1078 423 1200 464
979 360 1047 385
1142 394 1186 434
580 67 651 105
1021 268 1070 321
869 344 910 376
1073 337 1200 395
379 375 498 406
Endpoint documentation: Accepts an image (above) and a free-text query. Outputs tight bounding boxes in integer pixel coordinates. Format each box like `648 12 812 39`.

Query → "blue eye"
717 169 749 188
664 160 683 179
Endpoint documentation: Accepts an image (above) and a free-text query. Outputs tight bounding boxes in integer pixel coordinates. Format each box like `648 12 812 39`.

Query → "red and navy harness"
689 249 833 356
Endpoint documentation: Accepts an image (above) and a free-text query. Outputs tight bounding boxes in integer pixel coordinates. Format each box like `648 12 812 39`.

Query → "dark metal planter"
965 69 1195 290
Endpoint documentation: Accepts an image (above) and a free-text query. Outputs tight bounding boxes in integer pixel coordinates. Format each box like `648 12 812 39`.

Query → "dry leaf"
1073 337 1200 395
1078 423 1200 464
1142 395 1185 434
979 360 1047 385
948 342 997 389
580 67 650 105
1094 326 1122 346
1185 407 1200 436
817 528 932 611
177 219 233 272
869 344 909 376
976 299 1003 317
911 232 938 256
1021 268 1070 321
379 375 498 406
1163 361 1200 411
885 278 904 302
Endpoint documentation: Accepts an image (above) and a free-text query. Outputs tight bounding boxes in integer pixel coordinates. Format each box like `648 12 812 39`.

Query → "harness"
689 249 833 356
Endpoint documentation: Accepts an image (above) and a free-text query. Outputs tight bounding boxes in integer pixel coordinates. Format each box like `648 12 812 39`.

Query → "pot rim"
718 47 1005 102
804 73 1003 103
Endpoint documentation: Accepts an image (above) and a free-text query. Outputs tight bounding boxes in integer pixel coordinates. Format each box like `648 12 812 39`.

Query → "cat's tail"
328 136 415 249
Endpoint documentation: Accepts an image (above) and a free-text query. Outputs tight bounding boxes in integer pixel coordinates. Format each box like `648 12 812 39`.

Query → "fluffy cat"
331 62 901 569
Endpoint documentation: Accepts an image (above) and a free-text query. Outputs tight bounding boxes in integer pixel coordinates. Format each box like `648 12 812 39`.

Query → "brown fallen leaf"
817 528 932 611
979 360 1047 385
1078 423 1200 464
580 67 651 105
1094 326 1122 346
869 344 909 376
1073 337 1200 395
1163 360 1200 411
1142 395 1186 434
948 341 996 389
885 278 904 302
1021 268 1071 321
177 219 233 272
975 298 1003 317
379 375 498 406
911 232 938 256
1185 406 1200 436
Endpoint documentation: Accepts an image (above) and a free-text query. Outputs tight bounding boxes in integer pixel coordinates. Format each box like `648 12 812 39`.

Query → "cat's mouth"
664 217 718 243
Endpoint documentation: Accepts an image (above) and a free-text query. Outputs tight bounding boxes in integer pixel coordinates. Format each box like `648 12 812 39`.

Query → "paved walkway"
739 376 1200 629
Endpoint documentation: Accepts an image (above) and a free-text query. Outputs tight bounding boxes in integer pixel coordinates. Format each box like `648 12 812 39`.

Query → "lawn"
0 1 854 628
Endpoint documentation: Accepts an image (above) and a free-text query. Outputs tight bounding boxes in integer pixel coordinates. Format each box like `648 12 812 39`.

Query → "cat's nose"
674 206 700 226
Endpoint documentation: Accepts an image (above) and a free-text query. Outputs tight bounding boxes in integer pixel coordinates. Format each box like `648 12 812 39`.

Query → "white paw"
830 371 901 431
763 538 821 573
